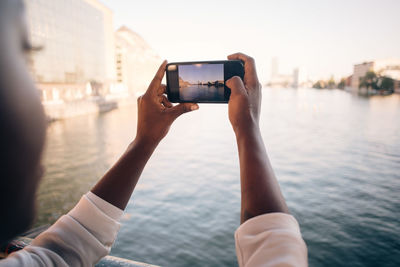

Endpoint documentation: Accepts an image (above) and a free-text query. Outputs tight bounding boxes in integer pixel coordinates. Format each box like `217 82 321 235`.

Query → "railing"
96 255 159 267
1 236 158 267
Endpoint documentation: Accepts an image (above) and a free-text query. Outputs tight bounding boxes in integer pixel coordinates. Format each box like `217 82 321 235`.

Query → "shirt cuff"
236 212 304 237
86 191 124 221
68 194 122 247
235 213 308 267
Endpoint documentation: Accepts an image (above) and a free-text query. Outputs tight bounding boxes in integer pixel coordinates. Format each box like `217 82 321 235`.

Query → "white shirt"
235 213 308 267
0 193 307 266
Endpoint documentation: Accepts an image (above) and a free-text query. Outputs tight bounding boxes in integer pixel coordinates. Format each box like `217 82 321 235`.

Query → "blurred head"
0 0 46 244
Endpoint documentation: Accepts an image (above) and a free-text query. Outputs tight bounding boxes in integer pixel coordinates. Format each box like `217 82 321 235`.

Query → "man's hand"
136 60 199 144
226 53 262 136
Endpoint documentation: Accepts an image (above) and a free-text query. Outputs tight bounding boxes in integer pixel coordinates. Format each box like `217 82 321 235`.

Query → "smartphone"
166 60 244 103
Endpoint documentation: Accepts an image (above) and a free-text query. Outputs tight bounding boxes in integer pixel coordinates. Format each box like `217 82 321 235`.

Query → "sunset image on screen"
178 63 224 101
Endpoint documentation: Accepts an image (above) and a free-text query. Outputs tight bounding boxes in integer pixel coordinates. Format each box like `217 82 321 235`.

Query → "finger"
226 76 247 96
157 84 167 96
137 95 144 103
147 60 167 96
227 53 258 86
160 95 173 108
168 103 199 119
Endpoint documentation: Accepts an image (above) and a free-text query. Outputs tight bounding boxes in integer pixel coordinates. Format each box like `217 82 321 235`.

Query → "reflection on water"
180 85 225 101
38 88 400 267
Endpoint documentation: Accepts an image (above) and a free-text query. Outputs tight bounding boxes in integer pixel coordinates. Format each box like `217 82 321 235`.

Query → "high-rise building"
268 57 299 88
24 0 116 102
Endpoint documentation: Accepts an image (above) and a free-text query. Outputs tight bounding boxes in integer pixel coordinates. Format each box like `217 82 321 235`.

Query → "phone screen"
167 60 244 103
177 63 225 102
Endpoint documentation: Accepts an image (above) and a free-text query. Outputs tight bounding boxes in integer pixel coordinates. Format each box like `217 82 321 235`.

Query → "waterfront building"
343 75 353 91
395 80 400 94
24 0 116 103
351 62 375 90
115 26 161 95
292 68 299 88
351 59 400 91
268 58 299 88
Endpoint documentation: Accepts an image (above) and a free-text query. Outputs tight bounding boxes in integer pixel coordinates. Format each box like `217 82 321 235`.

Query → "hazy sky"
101 0 400 83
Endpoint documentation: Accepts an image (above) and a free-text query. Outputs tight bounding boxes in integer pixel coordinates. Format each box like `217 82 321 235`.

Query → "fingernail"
191 105 199 111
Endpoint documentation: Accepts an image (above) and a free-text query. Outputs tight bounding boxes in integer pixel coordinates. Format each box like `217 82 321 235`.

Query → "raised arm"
8 62 200 267
91 61 198 210
227 53 307 266
226 53 288 224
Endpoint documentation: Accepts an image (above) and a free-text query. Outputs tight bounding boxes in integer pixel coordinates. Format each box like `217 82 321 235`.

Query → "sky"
101 0 400 83
178 64 224 84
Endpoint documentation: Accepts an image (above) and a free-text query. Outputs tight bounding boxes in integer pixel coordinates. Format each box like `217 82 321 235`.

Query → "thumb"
226 76 246 96
169 103 199 119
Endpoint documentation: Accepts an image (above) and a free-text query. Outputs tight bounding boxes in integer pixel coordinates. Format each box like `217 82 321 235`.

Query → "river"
37 88 400 267
180 84 225 102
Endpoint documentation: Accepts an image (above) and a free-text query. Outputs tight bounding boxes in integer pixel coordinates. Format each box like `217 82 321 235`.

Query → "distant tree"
338 78 346 89
313 80 324 89
379 76 394 91
327 76 336 89
359 71 378 94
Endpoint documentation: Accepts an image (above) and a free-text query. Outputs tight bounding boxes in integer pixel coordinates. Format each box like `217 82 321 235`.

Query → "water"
37 88 400 267
180 85 225 101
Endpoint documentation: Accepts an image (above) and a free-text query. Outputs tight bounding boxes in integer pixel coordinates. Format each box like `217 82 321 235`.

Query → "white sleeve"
86 191 123 221
235 213 308 267
0 192 123 267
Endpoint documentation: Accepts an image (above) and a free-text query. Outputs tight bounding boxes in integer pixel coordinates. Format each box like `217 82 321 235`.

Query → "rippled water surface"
38 88 400 267
180 85 225 101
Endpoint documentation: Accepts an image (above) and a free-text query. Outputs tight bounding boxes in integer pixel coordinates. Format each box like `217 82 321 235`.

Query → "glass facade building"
24 0 115 85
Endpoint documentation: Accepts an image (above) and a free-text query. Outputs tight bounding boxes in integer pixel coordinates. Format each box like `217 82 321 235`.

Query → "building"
268 58 299 88
374 58 400 81
351 62 374 90
115 26 161 95
344 75 353 90
395 80 400 94
24 0 116 102
350 59 400 91
292 68 299 88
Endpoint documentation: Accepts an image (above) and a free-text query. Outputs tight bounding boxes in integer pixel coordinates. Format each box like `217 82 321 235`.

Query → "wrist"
130 135 159 153
234 123 261 141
